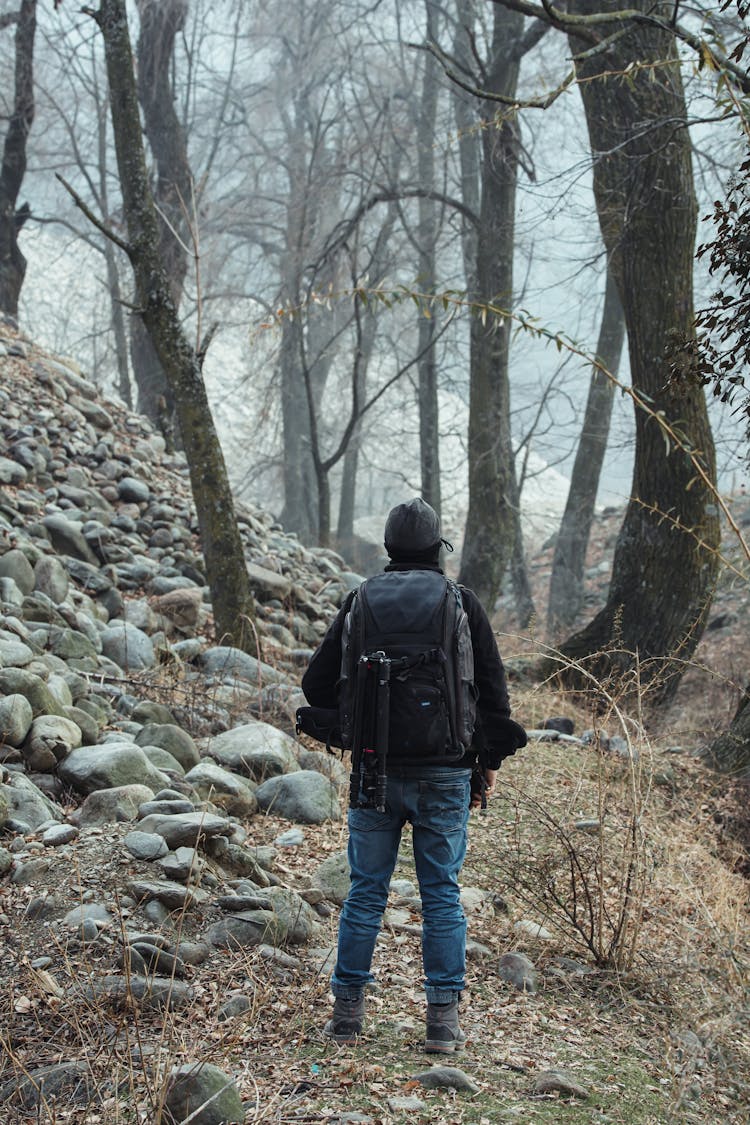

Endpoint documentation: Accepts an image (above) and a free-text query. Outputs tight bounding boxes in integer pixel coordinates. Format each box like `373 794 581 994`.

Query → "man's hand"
469 768 498 810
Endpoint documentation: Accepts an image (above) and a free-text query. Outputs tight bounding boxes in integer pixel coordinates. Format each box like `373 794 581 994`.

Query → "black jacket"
301 562 525 770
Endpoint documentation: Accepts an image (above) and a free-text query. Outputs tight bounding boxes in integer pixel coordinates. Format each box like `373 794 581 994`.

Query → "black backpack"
338 569 477 763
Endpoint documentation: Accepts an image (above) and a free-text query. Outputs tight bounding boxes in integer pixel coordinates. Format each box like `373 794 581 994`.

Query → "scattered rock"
163 1062 244 1125
532 1069 590 1099
255 769 342 824
413 1066 479 1093
498 952 537 992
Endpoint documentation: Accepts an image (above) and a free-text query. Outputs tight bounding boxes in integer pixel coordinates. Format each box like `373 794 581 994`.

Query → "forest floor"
6 704 745 1125
3 499 750 1124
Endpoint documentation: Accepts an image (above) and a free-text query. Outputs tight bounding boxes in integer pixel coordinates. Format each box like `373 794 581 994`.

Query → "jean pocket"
348 806 394 833
416 776 470 831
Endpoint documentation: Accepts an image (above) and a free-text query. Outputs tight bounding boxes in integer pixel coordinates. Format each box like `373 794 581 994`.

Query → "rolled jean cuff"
425 986 461 1004
331 983 365 1001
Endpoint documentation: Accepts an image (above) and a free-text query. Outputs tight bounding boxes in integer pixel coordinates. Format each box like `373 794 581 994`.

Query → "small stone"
541 716 575 735
218 991 254 1021
274 827 304 847
41 823 78 847
498 951 537 992
513 919 554 940
413 1066 480 1093
572 819 600 833
124 830 169 861
387 1095 426 1111
532 1069 589 1099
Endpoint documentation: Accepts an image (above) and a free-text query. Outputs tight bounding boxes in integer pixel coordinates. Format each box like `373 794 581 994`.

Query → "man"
301 497 526 1052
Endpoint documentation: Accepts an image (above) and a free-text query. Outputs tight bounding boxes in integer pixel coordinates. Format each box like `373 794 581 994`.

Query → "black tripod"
348 651 390 813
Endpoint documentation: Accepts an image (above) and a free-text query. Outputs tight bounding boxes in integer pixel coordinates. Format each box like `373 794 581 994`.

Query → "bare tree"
456 1 547 611
77 0 257 647
416 0 443 515
130 0 193 440
0 0 36 316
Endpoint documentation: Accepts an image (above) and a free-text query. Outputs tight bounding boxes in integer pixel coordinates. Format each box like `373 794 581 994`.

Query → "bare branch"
55 172 131 254
412 37 577 109
495 0 750 94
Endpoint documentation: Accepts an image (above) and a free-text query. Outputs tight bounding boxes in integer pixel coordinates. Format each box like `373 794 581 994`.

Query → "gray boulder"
74 784 156 827
47 627 99 662
498 951 537 993
135 811 232 849
33 556 70 604
0 669 68 718
0 694 33 746
198 645 287 686
42 514 100 565
255 770 342 824
0 576 24 607
164 1062 244 1125
118 476 150 504
0 1061 97 1112
0 457 27 486
0 549 35 595
311 850 350 905
58 743 170 795
140 745 186 776
184 761 258 818
23 714 83 771
205 721 299 781
135 724 199 771
0 635 34 668
100 621 155 671
0 772 62 830
208 886 320 949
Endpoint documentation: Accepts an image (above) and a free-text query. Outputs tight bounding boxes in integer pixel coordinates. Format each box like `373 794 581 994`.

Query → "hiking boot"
323 994 364 1044
425 997 466 1054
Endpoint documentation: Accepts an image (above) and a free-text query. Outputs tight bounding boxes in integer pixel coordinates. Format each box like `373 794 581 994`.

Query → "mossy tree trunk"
129 0 192 439
554 0 720 700
91 0 256 647
0 0 36 317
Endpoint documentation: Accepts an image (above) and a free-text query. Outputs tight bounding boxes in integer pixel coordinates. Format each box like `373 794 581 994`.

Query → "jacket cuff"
484 718 527 769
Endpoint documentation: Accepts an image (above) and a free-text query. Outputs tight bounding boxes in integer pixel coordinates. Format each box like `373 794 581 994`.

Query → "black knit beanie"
384 498 442 561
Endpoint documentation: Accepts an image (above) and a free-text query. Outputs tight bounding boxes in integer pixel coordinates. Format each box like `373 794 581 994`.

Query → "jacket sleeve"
462 588 527 769
300 595 353 709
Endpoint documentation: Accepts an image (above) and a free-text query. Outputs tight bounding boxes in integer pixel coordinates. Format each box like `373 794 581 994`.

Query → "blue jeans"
331 767 471 1004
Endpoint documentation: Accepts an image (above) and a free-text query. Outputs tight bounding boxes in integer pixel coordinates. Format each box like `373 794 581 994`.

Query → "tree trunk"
103 233 132 406
417 0 442 515
557 0 720 699
701 685 750 775
458 3 524 609
93 0 256 647
547 265 625 636
509 462 535 628
96 98 131 405
129 0 192 436
337 202 398 547
0 0 36 317
279 310 317 541
452 0 479 292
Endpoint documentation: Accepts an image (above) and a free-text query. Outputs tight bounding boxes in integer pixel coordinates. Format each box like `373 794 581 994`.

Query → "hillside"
0 316 748 1124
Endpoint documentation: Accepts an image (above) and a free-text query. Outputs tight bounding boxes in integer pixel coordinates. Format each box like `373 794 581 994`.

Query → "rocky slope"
0 316 375 1119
